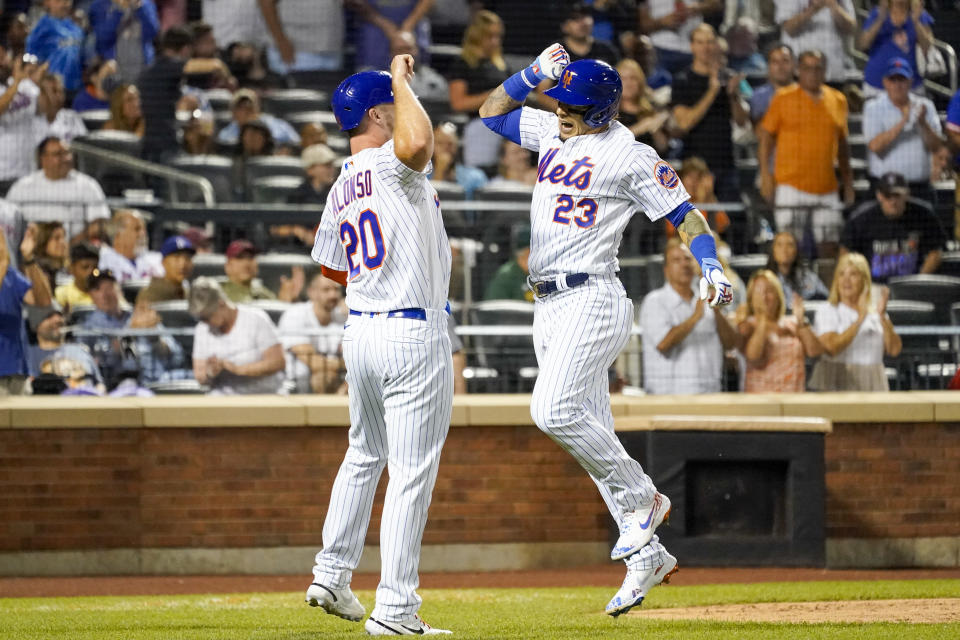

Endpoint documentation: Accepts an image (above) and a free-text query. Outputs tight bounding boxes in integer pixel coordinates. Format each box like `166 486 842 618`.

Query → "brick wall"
2 421 958 553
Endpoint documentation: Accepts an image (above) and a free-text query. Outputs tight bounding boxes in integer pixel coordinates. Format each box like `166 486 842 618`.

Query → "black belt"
348 302 451 321
528 273 590 298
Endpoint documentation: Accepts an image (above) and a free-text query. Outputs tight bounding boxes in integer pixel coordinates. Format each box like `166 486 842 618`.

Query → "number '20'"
339 209 385 279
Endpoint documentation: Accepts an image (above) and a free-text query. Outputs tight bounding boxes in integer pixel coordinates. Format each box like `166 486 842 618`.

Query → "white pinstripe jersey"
518 107 691 279
311 139 451 312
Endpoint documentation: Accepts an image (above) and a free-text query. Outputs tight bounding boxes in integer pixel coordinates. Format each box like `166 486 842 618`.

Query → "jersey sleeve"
380 138 431 185
311 199 349 270
620 145 691 222
518 106 556 152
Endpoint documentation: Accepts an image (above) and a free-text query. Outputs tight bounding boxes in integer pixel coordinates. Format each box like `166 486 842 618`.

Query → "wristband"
688 234 719 273
503 65 545 102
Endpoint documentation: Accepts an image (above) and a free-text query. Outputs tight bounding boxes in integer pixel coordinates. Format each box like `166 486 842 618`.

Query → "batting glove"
529 43 570 82
699 258 734 307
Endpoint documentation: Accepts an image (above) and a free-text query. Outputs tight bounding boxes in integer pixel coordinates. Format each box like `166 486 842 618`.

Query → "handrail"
70 140 217 206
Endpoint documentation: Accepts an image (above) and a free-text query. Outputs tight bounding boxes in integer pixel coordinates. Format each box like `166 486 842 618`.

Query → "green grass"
1 580 958 639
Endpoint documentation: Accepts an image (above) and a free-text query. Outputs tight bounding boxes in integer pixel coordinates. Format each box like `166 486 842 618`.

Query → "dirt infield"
2 566 960 598
636 598 960 624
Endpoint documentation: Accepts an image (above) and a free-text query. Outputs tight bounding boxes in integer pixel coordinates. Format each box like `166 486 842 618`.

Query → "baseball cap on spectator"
160 235 196 257
302 143 336 169
28 302 64 333
225 239 257 259
70 242 99 263
231 88 259 109
877 172 909 196
885 57 913 80
86 268 117 290
182 226 212 251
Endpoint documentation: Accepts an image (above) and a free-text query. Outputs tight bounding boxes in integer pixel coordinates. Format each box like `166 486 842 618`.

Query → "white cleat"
305 583 365 622
605 552 679 617
610 492 672 560
365 614 452 635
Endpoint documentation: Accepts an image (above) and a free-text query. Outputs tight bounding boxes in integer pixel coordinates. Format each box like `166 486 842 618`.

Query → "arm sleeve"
311 203 349 270
518 106 555 152
482 108 522 145
620 146 692 222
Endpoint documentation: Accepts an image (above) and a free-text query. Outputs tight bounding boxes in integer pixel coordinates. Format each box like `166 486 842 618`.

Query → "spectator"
671 23 748 204
0 226 52 396
224 41 272 90
738 269 822 393
948 87 960 242
430 121 487 197
483 225 532 302
749 43 795 124
616 58 670 153
102 84 145 136
858 0 933 99
277 269 346 393
233 119 276 198
137 26 231 164
89 0 161 85
863 58 943 206
758 50 852 257
0 55 46 192
54 241 99 310
27 305 105 392
26 0 86 95
671 156 729 238
351 0 434 72
258 0 345 75
724 16 766 75
202 0 266 50
72 59 117 112
30 221 68 294
841 171 947 283
765 231 829 309
220 238 303 303
810 252 901 391
6 136 110 238
489 140 537 187
189 276 286 395
98 208 164 282
5 12 29 59
180 111 215 154
155 0 187 30
288 143 337 205
776 0 855 86
181 226 213 253
560 2 620 67
299 122 327 148
216 88 300 149
0 197 22 252
638 0 723 75
82 267 187 388
34 73 87 143
586 0 636 53
72 218 111 249
634 33 672 101
389 29 448 103
447 10 510 172
639 239 739 394
135 234 194 305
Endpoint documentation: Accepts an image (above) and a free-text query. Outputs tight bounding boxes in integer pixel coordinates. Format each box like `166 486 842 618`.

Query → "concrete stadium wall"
0 393 958 575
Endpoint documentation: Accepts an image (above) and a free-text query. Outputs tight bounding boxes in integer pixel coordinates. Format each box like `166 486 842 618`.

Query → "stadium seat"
73 130 145 194
887 274 960 325
245 299 293 324
262 89 329 118
76 130 142 156
151 299 197 356
204 88 233 112
326 136 349 154
66 304 96 326
255 253 316 294
474 183 534 202
251 175 304 204
190 253 226 280
284 110 339 133
728 253 768 278
289 70 345 92
121 278 150 305
147 379 207 394
939 251 960 277
466 300 537 392
169 155 236 202
80 109 109 131
245 156 305 183
884 300 938 353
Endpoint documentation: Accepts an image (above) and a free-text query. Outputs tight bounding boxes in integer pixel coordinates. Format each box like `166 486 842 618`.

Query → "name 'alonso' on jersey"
311 139 451 313
518 107 691 279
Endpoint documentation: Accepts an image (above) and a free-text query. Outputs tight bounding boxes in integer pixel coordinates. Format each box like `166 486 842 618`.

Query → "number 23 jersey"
518 107 691 279
312 139 451 313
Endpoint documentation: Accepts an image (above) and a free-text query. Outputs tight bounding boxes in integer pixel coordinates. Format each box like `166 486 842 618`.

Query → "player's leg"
370 315 453 625
309 320 387 618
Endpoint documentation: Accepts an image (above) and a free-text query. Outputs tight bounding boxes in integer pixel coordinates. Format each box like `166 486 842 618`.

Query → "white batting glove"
699 260 734 307
530 43 570 81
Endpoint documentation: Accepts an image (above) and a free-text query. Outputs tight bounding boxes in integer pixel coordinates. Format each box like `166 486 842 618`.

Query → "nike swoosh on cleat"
312 583 337 602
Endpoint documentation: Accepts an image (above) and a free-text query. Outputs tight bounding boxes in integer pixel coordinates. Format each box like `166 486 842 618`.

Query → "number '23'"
339 209 385 279
553 195 598 228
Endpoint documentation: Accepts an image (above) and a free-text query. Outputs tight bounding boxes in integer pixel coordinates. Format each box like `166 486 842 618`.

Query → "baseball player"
305 55 453 636
479 45 734 617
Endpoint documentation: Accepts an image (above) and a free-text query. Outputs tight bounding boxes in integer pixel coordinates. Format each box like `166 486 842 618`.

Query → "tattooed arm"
675 207 712 247
479 85 523 119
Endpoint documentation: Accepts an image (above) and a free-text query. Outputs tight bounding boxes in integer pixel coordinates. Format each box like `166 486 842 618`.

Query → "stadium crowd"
1 0 960 397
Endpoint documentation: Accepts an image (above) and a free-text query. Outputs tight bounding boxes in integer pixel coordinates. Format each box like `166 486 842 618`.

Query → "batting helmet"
331 70 394 132
544 59 622 128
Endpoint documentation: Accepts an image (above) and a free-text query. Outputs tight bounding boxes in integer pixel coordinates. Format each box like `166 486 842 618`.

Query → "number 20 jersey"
517 107 692 280
312 139 451 313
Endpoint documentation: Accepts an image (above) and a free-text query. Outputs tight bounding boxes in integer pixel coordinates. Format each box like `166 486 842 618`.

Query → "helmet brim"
544 85 593 106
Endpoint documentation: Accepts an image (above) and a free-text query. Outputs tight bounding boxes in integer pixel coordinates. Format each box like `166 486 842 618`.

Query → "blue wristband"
503 65 545 102
688 234 719 274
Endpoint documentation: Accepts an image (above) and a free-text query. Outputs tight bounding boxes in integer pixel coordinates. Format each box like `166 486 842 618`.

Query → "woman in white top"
811 252 902 391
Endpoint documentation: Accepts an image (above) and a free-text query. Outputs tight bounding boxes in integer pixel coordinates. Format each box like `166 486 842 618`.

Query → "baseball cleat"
610 492 672 560
305 582 365 622
365 614 452 635
605 552 679 617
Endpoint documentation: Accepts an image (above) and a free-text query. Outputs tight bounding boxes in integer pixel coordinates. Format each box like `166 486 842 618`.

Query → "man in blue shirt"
749 43 795 124
27 0 85 94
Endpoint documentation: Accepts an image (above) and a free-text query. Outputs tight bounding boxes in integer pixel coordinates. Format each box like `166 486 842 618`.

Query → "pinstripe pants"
531 275 666 566
312 310 453 622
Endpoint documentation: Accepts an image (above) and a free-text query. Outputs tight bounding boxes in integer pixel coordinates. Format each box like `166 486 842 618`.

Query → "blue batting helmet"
544 59 622 128
331 70 394 131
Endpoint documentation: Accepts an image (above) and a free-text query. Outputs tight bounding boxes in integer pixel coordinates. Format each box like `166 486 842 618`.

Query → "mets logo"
561 69 574 89
654 161 679 189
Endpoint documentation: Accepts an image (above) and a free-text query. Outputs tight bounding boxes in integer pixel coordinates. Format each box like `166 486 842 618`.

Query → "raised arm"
391 54 433 172
479 43 570 119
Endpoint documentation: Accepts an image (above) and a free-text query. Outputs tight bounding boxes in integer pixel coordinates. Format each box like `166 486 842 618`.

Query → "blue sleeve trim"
689 234 719 273
482 109 523 145
664 201 695 228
